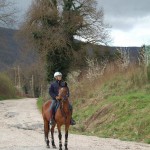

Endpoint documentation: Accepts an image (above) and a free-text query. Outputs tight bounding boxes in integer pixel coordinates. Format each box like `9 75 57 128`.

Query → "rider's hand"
56 96 60 100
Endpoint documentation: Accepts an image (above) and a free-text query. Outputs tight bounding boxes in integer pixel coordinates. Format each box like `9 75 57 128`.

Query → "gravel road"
0 98 150 150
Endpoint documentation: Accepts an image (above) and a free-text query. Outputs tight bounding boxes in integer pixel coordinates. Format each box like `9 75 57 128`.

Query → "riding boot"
70 118 76 125
70 108 76 125
49 110 55 125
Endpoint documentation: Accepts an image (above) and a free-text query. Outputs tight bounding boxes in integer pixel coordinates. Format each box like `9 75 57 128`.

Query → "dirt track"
0 98 150 150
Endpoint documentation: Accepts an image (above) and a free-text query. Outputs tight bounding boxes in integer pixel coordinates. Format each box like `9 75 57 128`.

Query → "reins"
58 97 68 122
57 85 69 123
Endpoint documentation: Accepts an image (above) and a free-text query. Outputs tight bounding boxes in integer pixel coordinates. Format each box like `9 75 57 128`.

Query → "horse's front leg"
51 124 56 148
64 125 69 150
44 119 50 148
57 124 62 150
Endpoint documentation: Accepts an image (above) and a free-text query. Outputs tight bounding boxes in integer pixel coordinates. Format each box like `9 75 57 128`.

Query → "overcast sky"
13 0 150 47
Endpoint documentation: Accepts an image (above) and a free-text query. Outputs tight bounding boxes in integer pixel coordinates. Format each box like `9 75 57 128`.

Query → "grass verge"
37 97 43 112
70 69 150 144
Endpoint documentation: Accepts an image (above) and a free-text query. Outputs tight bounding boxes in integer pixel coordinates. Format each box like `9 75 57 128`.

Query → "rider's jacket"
49 80 69 100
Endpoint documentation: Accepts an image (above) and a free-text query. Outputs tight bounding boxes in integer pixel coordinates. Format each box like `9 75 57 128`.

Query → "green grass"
71 72 150 144
37 97 43 112
0 96 7 100
93 91 150 142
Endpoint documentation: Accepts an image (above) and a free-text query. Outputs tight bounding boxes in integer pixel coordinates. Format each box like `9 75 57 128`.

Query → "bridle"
58 87 68 102
57 87 69 120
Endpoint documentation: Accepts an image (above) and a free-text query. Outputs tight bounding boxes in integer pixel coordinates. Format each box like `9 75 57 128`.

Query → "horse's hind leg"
44 119 50 148
51 124 56 148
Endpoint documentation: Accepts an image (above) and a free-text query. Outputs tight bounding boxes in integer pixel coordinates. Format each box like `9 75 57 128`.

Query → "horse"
42 83 71 150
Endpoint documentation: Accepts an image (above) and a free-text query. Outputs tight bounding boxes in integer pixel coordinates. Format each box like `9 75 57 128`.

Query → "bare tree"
22 0 110 51
116 47 130 70
0 0 16 26
71 0 110 44
20 0 111 81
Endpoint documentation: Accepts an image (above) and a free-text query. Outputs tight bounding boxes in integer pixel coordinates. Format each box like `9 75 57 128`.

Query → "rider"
49 71 76 125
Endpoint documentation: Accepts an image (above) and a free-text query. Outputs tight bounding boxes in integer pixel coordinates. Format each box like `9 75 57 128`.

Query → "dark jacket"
49 80 69 100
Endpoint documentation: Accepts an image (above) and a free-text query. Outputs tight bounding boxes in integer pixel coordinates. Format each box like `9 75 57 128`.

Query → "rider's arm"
49 84 57 99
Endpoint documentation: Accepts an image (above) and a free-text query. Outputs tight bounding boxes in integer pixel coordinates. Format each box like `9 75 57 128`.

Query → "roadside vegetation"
68 60 150 144
0 73 17 100
37 97 44 112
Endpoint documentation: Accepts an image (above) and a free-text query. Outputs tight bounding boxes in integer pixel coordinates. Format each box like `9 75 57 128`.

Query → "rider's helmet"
54 72 62 78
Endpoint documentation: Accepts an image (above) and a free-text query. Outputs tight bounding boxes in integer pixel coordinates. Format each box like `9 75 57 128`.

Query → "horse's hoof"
46 145 50 148
52 145 57 149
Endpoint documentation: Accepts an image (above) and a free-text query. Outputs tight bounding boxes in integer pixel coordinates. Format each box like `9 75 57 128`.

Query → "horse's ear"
60 81 67 87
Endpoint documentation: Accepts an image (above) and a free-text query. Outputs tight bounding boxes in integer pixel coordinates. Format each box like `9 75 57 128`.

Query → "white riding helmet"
54 72 62 78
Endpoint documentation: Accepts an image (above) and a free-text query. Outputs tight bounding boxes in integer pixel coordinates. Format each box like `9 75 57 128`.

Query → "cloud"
99 0 150 17
110 16 150 46
98 0 150 46
98 0 150 31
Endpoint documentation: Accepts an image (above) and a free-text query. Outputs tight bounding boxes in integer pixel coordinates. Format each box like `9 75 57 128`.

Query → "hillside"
0 27 37 71
70 68 150 144
0 27 20 70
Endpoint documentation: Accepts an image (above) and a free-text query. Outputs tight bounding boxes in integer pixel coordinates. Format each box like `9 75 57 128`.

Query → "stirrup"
70 119 76 125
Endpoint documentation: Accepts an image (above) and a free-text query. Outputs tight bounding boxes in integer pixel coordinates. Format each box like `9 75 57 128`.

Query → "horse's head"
57 82 69 101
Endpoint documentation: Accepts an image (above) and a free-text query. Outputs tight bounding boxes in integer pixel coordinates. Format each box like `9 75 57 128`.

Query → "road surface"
0 98 150 150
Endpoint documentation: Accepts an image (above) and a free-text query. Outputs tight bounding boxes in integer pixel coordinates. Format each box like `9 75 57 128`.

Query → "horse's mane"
59 81 67 87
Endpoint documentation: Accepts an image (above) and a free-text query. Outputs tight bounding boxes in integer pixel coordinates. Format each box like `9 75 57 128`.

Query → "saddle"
52 101 68 120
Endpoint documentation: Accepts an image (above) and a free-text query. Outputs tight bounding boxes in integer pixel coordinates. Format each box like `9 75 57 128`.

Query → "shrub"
147 65 150 82
37 97 43 112
0 73 16 100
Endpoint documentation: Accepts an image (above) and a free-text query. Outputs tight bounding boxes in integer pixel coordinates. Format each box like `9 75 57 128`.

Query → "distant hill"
0 27 37 71
0 27 20 70
0 27 141 71
86 44 141 64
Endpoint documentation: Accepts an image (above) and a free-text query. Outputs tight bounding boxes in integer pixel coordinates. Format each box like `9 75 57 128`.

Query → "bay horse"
42 83 71 150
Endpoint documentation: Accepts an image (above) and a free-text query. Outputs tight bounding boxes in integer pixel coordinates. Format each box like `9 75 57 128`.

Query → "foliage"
46 48 72 82
37 97 43 112
21 0 110 81
69 63 150 143
0 73 16 100
147 65 150 82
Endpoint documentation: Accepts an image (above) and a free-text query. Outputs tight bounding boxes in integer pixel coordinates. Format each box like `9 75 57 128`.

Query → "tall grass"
0 73 17 100
68 58 150 143
37 97 44 112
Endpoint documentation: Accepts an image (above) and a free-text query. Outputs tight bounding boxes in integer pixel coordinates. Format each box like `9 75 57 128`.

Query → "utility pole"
14 67 17 86
31 75 34 97
41 84 43 97
18 66 21 89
